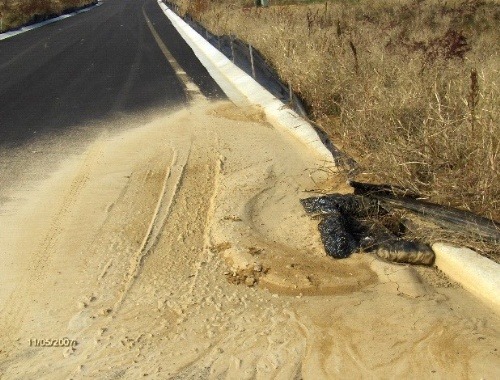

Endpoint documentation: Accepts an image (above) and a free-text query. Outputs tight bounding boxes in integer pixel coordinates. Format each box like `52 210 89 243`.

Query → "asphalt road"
0 0 225 147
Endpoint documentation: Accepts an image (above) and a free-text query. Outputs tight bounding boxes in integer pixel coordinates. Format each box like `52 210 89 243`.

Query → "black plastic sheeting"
301 194 435 265
351 181 500 243
301 194 382 259
301 194 380 217
317 210 357 259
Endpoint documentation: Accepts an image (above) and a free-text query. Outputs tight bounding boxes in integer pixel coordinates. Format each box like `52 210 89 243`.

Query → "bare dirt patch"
0 101 498 378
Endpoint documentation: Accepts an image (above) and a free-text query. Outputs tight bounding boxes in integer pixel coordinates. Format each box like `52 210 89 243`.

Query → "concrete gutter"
433 243 500 313
0 1 102 41
157 1 333 163
156 1 499 314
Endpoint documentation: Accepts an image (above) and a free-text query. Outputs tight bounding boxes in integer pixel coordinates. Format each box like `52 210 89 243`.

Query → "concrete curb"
0 1 102 41
156 2 499 314
433 243 500 313
157 1 333 163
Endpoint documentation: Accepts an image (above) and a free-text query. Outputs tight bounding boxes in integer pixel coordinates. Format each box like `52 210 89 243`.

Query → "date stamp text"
29 338 78 348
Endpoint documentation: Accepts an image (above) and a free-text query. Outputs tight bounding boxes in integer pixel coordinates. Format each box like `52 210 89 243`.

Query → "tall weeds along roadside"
0 0 95 32
171 0 499 222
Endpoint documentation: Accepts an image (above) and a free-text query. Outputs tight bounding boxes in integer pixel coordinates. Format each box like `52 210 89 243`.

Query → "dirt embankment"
0 0 97 32
0 101 498 378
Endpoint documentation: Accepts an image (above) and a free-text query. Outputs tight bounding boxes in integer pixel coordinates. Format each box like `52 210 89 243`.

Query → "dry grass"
170 0 500 222
0 0 96 32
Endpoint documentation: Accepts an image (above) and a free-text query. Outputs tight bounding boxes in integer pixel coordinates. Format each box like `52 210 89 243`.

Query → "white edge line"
0 1 103 41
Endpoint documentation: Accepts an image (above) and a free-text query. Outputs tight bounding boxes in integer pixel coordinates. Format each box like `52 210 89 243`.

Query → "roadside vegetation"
170 0 499 223
0 0 96 32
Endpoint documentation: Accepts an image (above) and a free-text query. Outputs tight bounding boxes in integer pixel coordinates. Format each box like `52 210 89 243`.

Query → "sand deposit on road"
0 101 499 379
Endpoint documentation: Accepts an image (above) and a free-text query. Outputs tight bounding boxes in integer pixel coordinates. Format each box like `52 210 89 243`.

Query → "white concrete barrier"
157 1 333 163
433 242 500 313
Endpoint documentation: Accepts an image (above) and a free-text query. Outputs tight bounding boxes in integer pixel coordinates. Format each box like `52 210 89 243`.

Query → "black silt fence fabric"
318 210 358 259
301 194 380 217
301 194 436 265
300 194 381 258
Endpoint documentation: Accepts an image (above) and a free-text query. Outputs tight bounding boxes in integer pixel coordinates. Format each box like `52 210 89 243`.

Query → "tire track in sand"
112 144 191 313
